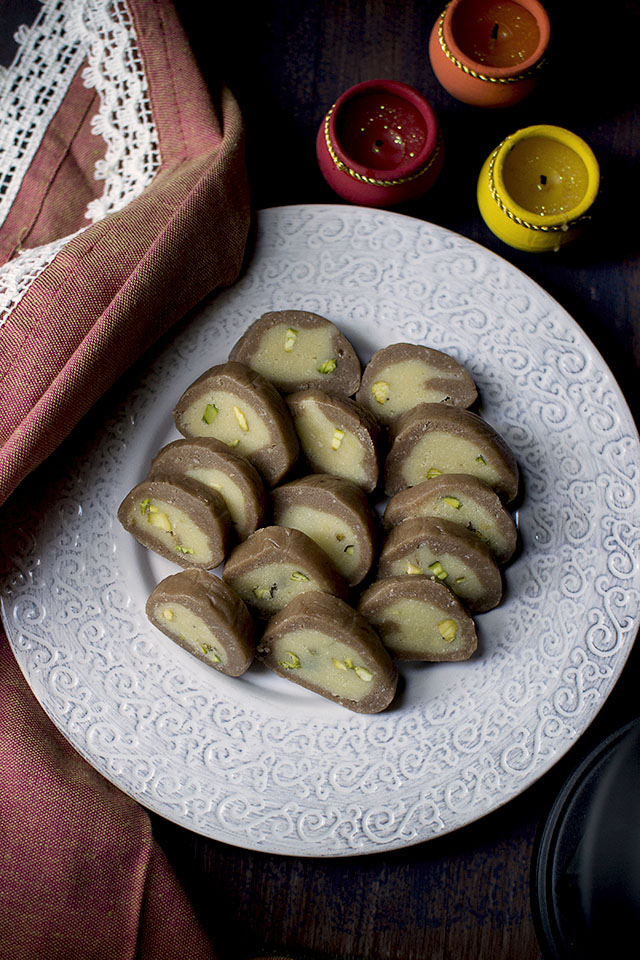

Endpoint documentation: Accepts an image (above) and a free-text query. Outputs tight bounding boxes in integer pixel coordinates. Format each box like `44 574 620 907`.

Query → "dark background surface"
148 2 639 958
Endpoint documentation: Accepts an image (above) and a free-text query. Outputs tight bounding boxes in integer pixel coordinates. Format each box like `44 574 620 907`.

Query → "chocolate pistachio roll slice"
384 402 519 502
148 438 267 542
222 525 348 618
358 575 477 661
173 361 298 487
229 310 361 395
356 342 477 428
271 474 377 586
377 516 502 613
286 389 381 493
383 474 517 563
146 569 254 676
118 477 231 569
258 593 397 713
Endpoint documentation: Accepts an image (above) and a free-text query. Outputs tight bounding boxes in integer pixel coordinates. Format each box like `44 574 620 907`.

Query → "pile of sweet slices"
118 310 519 713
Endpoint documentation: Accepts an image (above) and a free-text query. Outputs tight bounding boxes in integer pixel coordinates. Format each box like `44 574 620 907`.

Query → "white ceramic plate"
2 205 640 857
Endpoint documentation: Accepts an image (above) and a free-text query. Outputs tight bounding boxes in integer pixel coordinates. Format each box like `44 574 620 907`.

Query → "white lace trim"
0 0 161 328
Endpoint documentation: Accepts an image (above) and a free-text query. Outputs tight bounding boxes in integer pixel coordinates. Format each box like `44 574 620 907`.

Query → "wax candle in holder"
428 0 550 108
316 79 443 207
477 124 600 252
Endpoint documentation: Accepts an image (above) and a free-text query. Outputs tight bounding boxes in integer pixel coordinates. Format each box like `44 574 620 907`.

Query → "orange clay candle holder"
316 79 443 207
428 0 550 108
477 124 600 252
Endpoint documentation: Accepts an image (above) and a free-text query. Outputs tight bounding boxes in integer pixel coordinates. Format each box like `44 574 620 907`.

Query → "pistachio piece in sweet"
331 427 345 450
438 619 458 643
317 358 337 374
354 666 374 682
344 545 355 556
226 439 240 448
284 327 298 352
426 467 442 479
428 560 448 580
233 406 249 431
148 509 172 532
253 585 274 600
290 571 310 582
333 658 348 671
162 608 174 621
280 651 301 669
441 496 461 509
475 454 486 464
140 497 152 515
406 562 422 575
175 544 195 555
202 403 218 424
201 643 221 663
335 532 345 542
371 380 390 405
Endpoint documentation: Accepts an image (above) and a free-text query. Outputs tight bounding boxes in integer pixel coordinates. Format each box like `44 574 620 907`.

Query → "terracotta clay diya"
429 0 550 108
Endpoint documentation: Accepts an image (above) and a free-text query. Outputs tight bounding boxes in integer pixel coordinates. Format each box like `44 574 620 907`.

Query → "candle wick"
491 22 499 39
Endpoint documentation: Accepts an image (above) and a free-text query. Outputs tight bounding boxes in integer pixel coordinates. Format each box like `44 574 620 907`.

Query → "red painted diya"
316 79 443 207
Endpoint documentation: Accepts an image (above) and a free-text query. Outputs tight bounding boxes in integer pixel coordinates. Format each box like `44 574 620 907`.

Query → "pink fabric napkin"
0 636 218 960
0 2 251 956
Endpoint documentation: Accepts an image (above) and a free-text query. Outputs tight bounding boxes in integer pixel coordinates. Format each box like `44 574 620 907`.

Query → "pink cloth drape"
0 2 251 956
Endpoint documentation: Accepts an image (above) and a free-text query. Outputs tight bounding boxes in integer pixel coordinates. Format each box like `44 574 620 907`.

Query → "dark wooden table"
161 2 639 958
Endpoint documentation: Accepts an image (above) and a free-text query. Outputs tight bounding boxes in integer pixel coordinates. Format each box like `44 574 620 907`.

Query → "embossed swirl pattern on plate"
1 205 639 856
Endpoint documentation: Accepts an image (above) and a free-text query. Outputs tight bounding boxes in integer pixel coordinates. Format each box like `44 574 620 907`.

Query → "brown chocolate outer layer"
172 360 299 486
229 310 361 395
356 342 478 421
358 574 477 661
384 402 519 501
117 477 231 569
271 474 378 586
148 437 267 541
377 515 502 612
258 592 398 713
383 473 517 563
286 388 382 493
222 525 348 609
146 568 255 676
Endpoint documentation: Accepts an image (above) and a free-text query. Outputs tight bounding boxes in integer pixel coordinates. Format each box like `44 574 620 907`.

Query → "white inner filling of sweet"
275 504 360 578
250 325 337 383
370 359 464 419
366 598 463 655
154 601 228 665
186 467 248 535
293 401 367 485
385 547 482 602
180 391 271 454
133 499 214 563
270 629 374 701
404 494 503 552
400 432 502 491
226 562 324 613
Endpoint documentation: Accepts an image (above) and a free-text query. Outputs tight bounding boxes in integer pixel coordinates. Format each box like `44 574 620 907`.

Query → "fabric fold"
0 1 251 957
0 636 218 960
0 0 251 508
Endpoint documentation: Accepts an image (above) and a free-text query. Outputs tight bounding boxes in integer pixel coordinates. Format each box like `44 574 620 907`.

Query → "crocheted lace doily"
0 0 160 327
